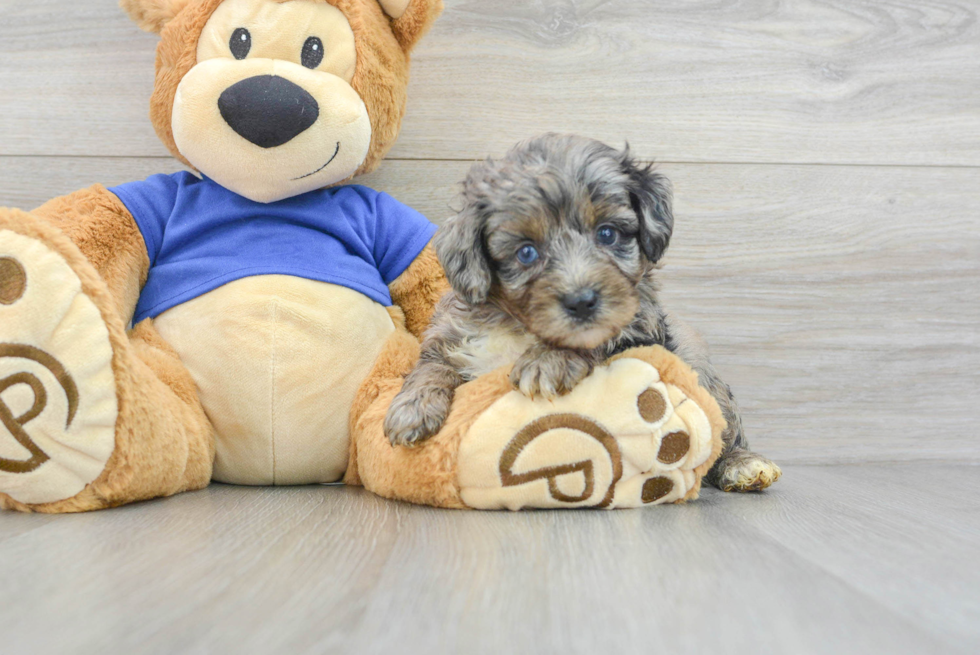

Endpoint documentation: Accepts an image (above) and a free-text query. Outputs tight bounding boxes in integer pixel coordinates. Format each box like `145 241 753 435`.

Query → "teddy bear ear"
377 0 443 53
119 0 192 33
376 0 411 19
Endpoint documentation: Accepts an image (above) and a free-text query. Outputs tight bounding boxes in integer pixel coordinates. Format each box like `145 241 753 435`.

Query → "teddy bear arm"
387 243 449 339
31 185 149 324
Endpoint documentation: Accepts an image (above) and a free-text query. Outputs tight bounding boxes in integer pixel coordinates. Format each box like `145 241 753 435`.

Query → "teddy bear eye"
230 28 251 60
302 37 325 69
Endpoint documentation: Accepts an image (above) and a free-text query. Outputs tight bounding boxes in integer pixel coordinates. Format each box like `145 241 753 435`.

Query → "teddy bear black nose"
561 289 599 321
218 75 319 149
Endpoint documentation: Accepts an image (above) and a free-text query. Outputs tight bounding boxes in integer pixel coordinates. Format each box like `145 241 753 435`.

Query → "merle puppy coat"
384 134 780 492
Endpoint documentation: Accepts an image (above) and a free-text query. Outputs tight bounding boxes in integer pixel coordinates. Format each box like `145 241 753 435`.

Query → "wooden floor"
1 0 978 653
0 464 977 654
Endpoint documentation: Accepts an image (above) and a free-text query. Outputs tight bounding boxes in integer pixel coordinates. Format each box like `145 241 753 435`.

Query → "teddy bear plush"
0 0 725 513
0 0 449 512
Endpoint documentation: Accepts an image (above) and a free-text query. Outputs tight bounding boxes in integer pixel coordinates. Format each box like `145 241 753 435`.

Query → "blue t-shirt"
109 172 437 323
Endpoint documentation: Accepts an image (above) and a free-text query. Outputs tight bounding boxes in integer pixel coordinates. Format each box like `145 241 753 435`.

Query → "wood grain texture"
1 0 978 164
1 3 978 653
0 465 977 655
2 156 977 464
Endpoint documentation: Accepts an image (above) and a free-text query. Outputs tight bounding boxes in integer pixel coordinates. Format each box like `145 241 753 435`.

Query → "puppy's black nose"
218 75 319 149
562 289 599 321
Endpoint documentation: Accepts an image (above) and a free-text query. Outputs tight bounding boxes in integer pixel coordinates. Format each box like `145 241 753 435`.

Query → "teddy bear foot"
0 216 119 510
0 209 216 513
456 349 727 510
350 342 728 511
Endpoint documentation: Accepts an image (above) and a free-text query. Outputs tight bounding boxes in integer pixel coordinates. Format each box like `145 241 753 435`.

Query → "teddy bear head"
121 0 442 203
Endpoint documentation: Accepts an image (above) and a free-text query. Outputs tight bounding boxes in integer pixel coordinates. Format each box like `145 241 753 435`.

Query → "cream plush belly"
154 275 395 485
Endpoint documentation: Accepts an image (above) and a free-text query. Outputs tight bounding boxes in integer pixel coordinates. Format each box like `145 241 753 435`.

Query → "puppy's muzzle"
218 75 320 149
561 288 600 321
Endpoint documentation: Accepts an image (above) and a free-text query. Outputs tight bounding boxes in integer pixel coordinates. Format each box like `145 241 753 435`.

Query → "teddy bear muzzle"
167 0 375 204
218 75 320 149
171 56 372 204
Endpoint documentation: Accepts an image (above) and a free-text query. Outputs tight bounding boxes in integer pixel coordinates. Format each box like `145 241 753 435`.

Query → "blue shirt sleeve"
371 191 438 285
108 173 182 266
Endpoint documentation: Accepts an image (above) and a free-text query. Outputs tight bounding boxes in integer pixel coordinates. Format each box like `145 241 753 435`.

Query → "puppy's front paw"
383 386 453 447
509 347 594 401
709 451 782 492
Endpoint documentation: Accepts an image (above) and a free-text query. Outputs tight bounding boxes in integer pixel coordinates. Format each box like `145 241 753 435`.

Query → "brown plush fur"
388 0 443 54
31 185 150 323
0 208 215 513
348 341 724 508
149 0 225 168
345 325 511 508
147 0 442 176
343 316 417 487
388 243 450 339
334 0 432 175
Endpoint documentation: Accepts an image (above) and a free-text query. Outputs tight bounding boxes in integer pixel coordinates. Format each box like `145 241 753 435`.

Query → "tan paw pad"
0 230 117 506
457 357 719 510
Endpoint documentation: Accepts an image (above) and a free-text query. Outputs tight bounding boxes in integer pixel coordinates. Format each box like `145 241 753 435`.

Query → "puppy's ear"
120 0 191 33
621 147 674 264
434 205 493 305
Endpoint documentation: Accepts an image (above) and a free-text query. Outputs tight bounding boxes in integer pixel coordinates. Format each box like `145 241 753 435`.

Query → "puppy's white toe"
715 452 782 492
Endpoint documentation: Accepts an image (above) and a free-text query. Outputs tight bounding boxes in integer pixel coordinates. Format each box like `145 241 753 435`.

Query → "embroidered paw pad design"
0 230 117 506
457 357 717 510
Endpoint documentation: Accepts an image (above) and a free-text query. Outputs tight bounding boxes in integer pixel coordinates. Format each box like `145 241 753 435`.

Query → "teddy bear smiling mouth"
292 142 341 181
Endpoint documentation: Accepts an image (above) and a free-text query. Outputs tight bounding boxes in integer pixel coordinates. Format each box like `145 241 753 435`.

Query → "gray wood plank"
1 0 978 164
0 511 59 546
721 463 980 647
0 156 187 209
0 465 976 655
1 156 977 465
0 0 160 157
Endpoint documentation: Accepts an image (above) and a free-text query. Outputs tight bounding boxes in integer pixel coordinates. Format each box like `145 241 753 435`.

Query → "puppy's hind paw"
708 450 782 492
383 386 452 447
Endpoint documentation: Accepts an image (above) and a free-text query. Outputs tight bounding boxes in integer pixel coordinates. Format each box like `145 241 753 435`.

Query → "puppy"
384 134 781 492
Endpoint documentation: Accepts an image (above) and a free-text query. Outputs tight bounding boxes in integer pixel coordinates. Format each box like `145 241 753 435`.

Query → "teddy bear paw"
0 224 118 508
456 355 722 510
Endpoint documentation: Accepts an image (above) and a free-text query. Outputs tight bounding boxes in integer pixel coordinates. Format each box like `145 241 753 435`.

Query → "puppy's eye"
596 225 621 246
516 244 540 266
230 28 251 60
302 37 325 69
